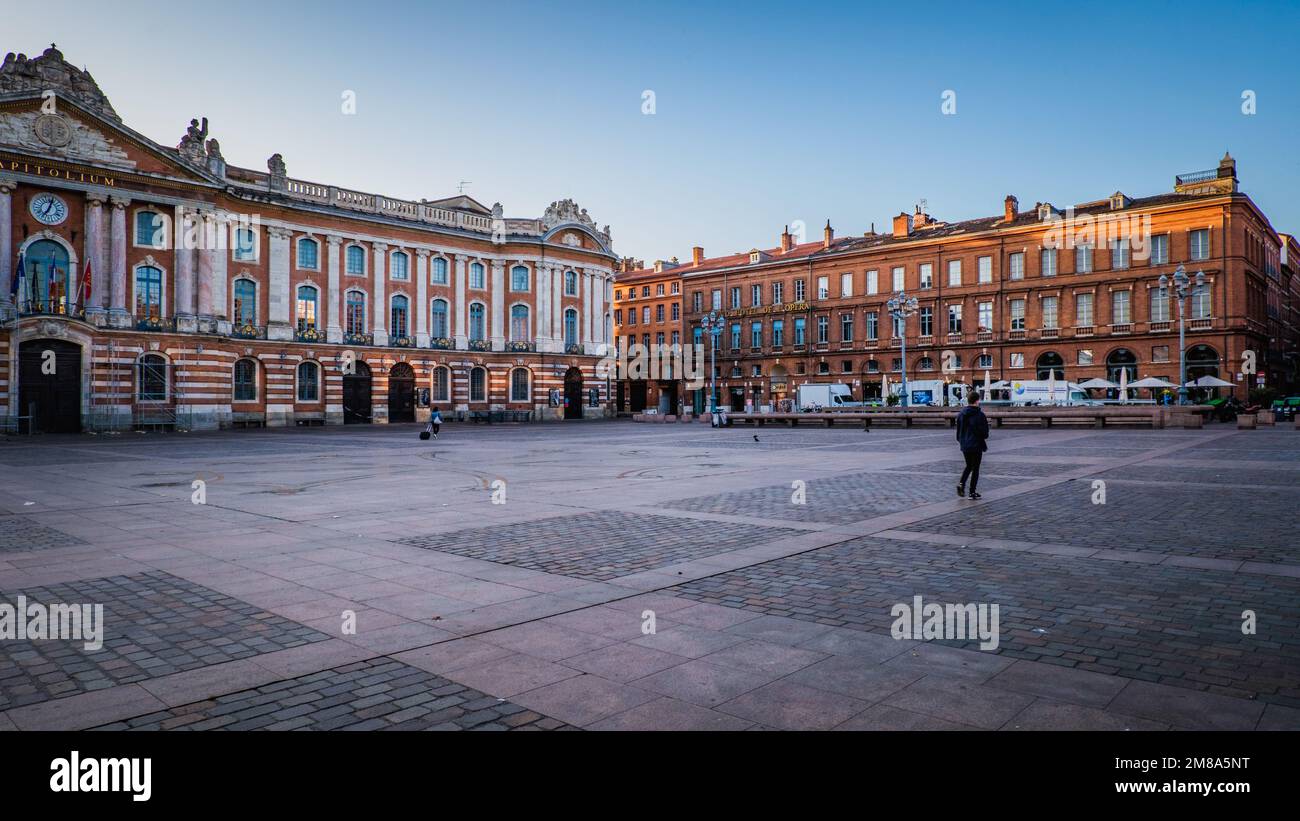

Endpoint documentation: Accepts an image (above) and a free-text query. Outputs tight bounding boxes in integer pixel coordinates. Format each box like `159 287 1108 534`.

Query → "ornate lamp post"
886 290 919 407
700 310 726 415
1158 264 1205 405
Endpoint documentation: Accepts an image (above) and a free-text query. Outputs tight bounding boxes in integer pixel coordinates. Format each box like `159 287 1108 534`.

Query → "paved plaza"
0 420 1297 731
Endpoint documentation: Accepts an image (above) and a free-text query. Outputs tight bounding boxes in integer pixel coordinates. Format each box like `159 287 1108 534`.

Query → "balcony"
468 339 493 352
1111 323 1132 335
1041 328 1060 339
229 323 267 340
296 326 325 343
505 340 535 353
428 337 455 350
1008 329 1026 340
16 301 84 320
1075 325 1095 337
976 330 993 343
916 335 933 347
136 316 176 332
344 332 374 346
391 335 415 348
1189 318 1212 330
564 343 584 355
1150 320 1172 333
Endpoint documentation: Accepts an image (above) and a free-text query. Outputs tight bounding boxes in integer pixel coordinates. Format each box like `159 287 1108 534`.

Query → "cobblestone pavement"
0 515 88 553
662 471 1017 524
91 658 572 731
669 536 1300 706
397 510 804 581
899 480 1300 564
886 460 1085 477
0 571 328 710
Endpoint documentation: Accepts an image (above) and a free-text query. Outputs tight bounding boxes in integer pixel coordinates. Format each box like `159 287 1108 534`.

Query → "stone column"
552 265 564 346
536 262 550 351
266 226 292 340
490 260 505 350
211 212 229 333
325 234 343 343
453 255 468 349
108 196 130 327
173 205 196 331
583 270 594 352
0 179 14 319
372 243 388 346
196 211 215 325
85 193 108 322
415 249 430 347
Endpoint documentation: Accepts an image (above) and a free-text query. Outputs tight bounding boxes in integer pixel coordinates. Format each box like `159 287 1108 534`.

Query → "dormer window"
1037 203 1057 222
750 251 761 264
1109 192 1131 211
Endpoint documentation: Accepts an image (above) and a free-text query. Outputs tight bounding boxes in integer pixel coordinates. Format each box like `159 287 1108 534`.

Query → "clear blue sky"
11 0 1299 261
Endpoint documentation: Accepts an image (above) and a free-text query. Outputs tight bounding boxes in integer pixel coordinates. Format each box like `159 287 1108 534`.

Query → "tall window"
297 237 319 270
511 265 530 291
730 287 741 309
1151 235 1169 265
866 311 879 340
1111 239 1130 270
135 211 164 248
1192 284 1212 318
564 309 578 346
1075 244 1093 273
919 306 932 336
510 368 530 402
1042 296 1059 329
296 285 318 331
817 277 829 300
772 320 784 347
752 283 763 306
840 314 853 342
431 257 448 284
919 263 933 289
977 301 993 330
1112 290 1131 324
1008 252 1024 281
1075 293 1094 326
947 260 962 286
390 295 409 338
794 317 806 345
510 304 529 340
978 256 993 284
1190 229 1210 261
469 367 486 402
137 354 167 401
794 280 806 302
751 321 763 348
1150 287 1170 322
431 299 449 338
297 361 319 401
947 304 963 334
346 245 365 274
772 281 784 304
892 267 904 292
1041 248 1057 277
470 262 486 289
134 265 162 319
233 359 257 401
233 228 256 261
730 323 741 349
387 251 408 281
692 291 702 312
1010 298 1026 330
564 270 577 295
866 270 879 295
841 273 853 298
817 315 829 343
233 279 256 325
432 366 450 402
346 291 366 335
469 303 486 341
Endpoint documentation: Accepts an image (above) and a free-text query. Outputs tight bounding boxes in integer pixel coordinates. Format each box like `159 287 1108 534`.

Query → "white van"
888 380 969 407
797 383 855 410
1005 380 1100 406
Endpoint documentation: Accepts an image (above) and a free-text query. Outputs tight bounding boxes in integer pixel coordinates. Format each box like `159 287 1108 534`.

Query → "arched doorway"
563 366 583 419
18 339 82 433
343 360 372 424
1186 345 1220 381
387 362 415 423
1036 351 1064 380
1105 348 1138 384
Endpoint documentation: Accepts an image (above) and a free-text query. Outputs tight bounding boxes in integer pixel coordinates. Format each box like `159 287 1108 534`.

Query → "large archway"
343 360 372 424
18 339 82 433
563 367 583 419
1105 348 1138 384
1186 345 1220 381
387 362 415 423
1036 351 1064 380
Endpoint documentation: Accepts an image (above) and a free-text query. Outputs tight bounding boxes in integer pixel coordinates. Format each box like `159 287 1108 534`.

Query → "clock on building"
29 192 69 226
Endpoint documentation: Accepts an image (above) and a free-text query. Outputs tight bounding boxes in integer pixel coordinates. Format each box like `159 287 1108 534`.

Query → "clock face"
30 193 68 226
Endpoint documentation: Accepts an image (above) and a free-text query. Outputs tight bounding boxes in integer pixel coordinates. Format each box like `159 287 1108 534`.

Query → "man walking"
956 392 989 499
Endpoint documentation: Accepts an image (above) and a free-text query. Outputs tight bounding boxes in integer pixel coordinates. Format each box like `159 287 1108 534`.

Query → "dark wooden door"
387 376 415 423
19 339 81 433
564 368 583 419
343 375 372 424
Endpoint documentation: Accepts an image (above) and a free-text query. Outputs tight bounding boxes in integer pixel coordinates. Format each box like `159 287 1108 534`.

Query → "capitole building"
0 45 617 433
619 154 1294 413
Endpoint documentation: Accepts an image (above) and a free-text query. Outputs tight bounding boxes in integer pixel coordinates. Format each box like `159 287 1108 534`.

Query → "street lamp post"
886 290 919 408
1159 264 1205 406
700 310 726 417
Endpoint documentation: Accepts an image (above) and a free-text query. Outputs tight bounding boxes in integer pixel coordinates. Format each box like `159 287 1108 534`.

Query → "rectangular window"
794 317 806 345
892 266 905 292
1008 252 1024 281
1010 298 1025 330
1075 244 1093 274
731 287 741 309
1041 248 1057 277
751 322 762 348
1150 287 1170 322
1042 296 1058 329
642 306 650 324
1151 234 1169 265
772 320 784 347
711 289 722 310
1190 229 1210 261
655 304 664 322
1112 290 1131 324
947 259 962 287
977 301 992 330
1078 348 1094 366
817 276 829 300
841 314 853 342
693 291 702 312
730 324 741 349
751 284 762 306
1111 239 1130 270
391 252 410 281
671 282 679 294
978 256 992 284
866 311 878 340
817 315 829 343
866 270 878 295
1010 352 1025 369
919 306 932 337
656 283 665 296
470 263 486 289
671 303 679 321
1192 285 1211 318
1152 345 1170 363
772 281 784 304
626 307 636 325
431 257 448 284
1075 293 1094 326
794 279 806 302
918 263 933 289
841 273 853 297
947 304 962 333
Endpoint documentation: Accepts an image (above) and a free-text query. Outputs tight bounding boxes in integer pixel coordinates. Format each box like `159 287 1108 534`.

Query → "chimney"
1004 195 1018 223
691 246 704 265
892 212 912 238
780 226 793 252
912 205 930 230
823 220 834 249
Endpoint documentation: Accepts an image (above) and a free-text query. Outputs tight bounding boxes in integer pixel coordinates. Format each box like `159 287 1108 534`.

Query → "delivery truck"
796 383 856 410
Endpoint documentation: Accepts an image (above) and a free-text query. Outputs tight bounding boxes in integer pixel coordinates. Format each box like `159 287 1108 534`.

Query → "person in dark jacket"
955 392 989 499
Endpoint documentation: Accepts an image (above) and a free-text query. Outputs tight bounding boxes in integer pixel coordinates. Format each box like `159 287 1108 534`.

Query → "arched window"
345 245 366 275
233 358 258 402
1036 351 1065 380
134 210 165 248
391 251 410 281
1105 348 1138 384
137 354 167 402
510 367 530 402
297 361 320 402
469 367 487 402
1186 345 1220 381
564 270 577 295
345 291 366 335
233 279 256 326
564 308 578 346
469 303 486 341
296 285 318 332
233 227 257 261
432 366 450 402
134 265 162 320
918 356 935 372
977 353 994 369
23 239 71 314
431 257 448 284
297 237 319 270
510 304 529 341
510 265 530 292
469 262 486 289
391 295 409 338
430 299 449 338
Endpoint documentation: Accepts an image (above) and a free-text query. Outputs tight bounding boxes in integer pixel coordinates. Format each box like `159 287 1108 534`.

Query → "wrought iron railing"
505 340 535 352
564 343 583 354
296 327 325 343
136 316 176 332
344 331 374 346
429 337 455 350
391 335 414 348
468 339 492 352
229 323 267 339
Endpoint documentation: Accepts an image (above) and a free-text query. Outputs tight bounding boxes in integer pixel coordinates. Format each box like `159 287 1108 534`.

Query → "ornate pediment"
0 45 119 121
542 198 597 231
0 108 136 168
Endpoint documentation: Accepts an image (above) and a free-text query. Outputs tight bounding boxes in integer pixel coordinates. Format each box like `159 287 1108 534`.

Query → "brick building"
611 257 687 414
656 155 1293 413
0 45 616 432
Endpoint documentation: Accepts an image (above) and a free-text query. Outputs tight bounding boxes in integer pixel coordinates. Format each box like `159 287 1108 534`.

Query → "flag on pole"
9 250 21 299
80 258 92 312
